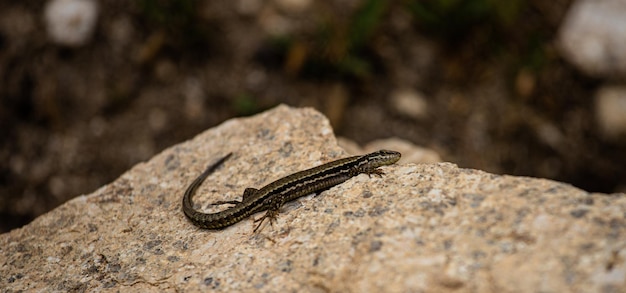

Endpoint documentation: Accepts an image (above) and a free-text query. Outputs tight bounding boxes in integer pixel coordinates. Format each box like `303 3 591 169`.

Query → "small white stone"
44 0 98 47
595 85 626 138
390 88 428 119
558 0 626 77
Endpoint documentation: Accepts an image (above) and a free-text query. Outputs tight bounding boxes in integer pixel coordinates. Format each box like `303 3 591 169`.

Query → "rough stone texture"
1 105 625 292
558 0 626 78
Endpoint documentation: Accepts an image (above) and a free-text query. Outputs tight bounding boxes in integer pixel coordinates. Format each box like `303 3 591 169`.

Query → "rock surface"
1 105 625 292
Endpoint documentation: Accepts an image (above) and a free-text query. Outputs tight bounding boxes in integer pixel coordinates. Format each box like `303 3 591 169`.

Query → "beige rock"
558 0 626 77
45 0 98 47
390 87 429 120
1 105 625 292
596 85 626 139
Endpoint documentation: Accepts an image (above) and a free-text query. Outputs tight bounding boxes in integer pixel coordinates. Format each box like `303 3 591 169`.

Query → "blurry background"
1 0 625 233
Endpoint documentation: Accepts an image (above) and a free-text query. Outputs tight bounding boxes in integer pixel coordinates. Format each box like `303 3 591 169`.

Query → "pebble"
595 85 626 139
390 88 428 119
558 0 626 77
44 0 98 47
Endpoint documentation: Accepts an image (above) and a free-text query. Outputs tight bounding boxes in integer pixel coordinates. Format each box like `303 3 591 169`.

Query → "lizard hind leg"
253 209 280 233
211 187 260 206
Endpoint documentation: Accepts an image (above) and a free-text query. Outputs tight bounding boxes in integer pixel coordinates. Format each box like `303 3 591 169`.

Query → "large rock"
1 105 625 292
